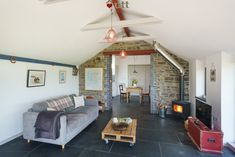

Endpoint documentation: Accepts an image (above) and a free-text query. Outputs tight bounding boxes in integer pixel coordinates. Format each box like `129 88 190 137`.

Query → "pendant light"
105 9 117 43
133 56 138 73
120 49 127 57
120 36 127 57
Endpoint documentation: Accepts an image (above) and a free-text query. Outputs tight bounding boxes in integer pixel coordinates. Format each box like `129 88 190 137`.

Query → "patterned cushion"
46 96 73 111
32 101 48 112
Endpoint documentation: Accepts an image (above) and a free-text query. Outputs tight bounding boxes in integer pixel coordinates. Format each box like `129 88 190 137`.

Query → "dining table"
126 87 143 104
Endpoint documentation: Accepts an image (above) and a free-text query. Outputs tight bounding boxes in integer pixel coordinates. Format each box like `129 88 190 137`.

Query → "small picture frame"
72 67 78 76
210 69 216 82
27 70 46 87
59 70 66 84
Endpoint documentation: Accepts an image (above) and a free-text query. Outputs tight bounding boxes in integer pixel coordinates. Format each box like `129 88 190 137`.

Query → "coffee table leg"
104 139 109 144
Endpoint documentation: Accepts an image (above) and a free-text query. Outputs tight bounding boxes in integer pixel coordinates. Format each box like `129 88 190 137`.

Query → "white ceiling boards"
0 0 235 65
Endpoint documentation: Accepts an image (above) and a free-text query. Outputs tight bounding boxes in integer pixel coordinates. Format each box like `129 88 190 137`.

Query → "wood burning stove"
172 100 190 119
153 41 190 119
171 74 191 119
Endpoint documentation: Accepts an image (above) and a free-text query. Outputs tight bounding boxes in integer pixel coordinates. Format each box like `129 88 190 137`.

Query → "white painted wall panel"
0 60 78 144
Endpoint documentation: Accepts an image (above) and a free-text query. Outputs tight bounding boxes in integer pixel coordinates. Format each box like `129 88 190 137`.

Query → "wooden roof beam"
112 0 130 37
103 50 155 56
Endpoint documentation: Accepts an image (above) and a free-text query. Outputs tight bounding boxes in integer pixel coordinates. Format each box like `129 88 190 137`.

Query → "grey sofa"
23 95 99 149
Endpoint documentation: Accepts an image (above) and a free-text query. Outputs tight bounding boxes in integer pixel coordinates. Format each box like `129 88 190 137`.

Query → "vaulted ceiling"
0 0 234 65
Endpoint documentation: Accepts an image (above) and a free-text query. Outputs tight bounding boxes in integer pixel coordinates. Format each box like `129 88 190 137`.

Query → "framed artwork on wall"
210 69 216 82
27 70 46 87
85 68 103 91
210 64 216 82
59 70 66 84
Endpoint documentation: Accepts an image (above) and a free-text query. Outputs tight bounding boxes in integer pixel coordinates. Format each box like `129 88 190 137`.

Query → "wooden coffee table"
101 119 137 146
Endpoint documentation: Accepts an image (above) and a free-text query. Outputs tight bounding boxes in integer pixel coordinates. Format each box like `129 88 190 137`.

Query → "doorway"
128 65 150 93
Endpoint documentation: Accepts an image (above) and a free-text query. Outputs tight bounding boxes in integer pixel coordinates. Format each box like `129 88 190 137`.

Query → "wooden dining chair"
142 86 150 102
119 84 128 102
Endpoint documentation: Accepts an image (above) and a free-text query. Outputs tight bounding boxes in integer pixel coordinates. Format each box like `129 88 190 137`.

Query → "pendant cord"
111 9 113 28
134 56 136 72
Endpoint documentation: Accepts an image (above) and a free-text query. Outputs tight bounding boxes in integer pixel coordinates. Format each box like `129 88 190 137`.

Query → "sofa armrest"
23 111 67 144
23 112 39 140
85 99 99 107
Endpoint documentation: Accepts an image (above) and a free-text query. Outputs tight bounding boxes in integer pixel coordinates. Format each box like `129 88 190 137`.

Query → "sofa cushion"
66 114 88 133
84 99 99 107
74 96 85 108
64 106 75 112
69 94 76 106
71 106 98 116
46 96 73 111
32 101 48 112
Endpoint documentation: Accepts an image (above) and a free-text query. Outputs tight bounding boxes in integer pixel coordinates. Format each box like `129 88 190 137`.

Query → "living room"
0 0 235 157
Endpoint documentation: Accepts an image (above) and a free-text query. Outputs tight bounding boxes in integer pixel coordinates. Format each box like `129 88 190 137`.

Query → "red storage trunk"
187 117 223 154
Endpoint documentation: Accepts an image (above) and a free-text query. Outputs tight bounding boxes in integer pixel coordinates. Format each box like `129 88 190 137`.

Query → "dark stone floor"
0 96 234 157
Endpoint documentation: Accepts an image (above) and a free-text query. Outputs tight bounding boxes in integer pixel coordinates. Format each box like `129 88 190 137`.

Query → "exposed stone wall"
103 40 154 51
79 41 153 109
79 40 189 113
155 50 190 110
150 53 158 113
79 52 112 109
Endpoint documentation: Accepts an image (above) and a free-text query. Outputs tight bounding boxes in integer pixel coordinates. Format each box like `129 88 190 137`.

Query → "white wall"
190 52 235 144
128 65 150 93
0 60 78 145
114 55 150 95
196 60 205 97
189 59 206 116
189 60 196 116
221 52 235 143
206 53 222 130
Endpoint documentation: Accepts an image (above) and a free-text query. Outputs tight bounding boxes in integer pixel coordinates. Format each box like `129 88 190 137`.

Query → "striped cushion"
46 96 73 111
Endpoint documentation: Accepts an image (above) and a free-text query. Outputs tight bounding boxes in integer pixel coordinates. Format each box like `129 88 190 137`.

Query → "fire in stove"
172 101 190 119
173 104 183 113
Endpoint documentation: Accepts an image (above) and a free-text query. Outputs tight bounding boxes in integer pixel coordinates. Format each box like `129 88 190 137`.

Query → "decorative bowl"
111 117 132 131
112 122 129 131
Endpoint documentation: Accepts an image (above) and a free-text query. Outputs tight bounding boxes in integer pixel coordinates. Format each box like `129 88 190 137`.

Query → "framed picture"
72 67 78 76
27 70 46 87
85 68 103 91
210 69 216 82
59 70 66 84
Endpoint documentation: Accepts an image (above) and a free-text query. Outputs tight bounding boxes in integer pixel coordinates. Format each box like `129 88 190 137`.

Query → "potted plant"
158 100 168 118
132 79 138 87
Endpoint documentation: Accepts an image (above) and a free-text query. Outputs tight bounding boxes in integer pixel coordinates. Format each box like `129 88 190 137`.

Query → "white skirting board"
228 142 235 152
0 132 22 145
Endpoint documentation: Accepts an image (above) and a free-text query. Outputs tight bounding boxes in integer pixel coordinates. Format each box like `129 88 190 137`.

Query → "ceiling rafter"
112 0 131 37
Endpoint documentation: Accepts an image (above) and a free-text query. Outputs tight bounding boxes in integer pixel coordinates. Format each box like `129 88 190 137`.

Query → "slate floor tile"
0 137 41 152
197 147 235 157
137 128 180 144
25 144 83 157
160 143 203 157
111 140 161 157
78 150 134 157
177 132 193 146
0 151 27 157
67 132 113 152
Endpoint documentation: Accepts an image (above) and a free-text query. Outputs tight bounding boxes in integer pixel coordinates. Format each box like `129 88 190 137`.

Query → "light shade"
133 69 138 73
105 28 117 43
120 50 127 57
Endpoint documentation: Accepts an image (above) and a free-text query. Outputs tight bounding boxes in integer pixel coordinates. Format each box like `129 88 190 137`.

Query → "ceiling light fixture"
120 36 127 57
120 49 127 57
133 56 138 73
105 9 117 42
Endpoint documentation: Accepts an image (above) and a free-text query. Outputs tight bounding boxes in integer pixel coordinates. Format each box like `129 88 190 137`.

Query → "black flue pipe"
179 75 184 101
